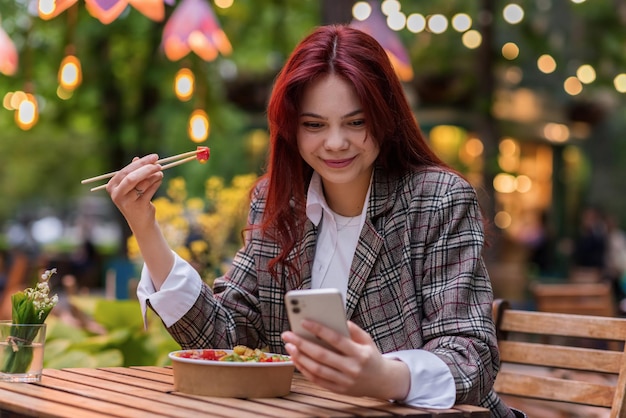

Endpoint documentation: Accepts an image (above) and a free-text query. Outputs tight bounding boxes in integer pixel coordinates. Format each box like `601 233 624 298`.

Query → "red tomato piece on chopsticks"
196 146 210 163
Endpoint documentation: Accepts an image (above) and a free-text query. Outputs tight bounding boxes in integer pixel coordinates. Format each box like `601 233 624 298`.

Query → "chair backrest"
530 281 616 317
493 299 626 418
569 266 603 283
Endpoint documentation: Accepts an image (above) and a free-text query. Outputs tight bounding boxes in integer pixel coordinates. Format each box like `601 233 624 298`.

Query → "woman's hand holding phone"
284 288 349 351
281 289 410 401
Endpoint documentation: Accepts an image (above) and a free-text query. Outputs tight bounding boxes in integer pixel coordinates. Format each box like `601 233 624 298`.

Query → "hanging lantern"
38 0 78 20
162 0 232 62
0 24 18 76
84 0 127 24
188 109 209 143
350 0 413 82
84 0 173 24
126 0 172 21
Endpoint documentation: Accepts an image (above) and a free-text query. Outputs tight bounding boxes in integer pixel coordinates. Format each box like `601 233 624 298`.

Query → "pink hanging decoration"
84 0 129 24
85 0 169 24
0 24 18 76
162 0 232 62
37 0 78 20
350 0 413 82
128 0 169 22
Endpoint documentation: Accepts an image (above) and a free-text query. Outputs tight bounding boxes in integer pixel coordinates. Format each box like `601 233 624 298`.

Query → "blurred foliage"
45 297 179 368
127 173 257 283
0 1 320 222
0 0 624 232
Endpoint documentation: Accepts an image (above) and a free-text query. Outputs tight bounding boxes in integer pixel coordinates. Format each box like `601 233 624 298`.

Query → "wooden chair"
569 266 603 283
530 281 617 317
493 299 626 418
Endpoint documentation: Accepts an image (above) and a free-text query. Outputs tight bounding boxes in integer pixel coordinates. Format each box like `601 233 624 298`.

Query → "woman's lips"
324 157 355 168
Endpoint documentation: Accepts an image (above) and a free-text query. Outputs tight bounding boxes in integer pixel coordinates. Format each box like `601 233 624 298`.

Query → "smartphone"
285 288 350 351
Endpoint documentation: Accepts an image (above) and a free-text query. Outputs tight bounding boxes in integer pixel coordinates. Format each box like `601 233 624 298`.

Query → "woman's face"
297 74 379 198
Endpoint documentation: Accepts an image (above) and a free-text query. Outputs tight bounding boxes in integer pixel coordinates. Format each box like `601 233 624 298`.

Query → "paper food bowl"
168 349 295 398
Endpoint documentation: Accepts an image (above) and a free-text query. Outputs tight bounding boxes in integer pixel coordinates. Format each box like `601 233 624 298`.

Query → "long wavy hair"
258 24 450 277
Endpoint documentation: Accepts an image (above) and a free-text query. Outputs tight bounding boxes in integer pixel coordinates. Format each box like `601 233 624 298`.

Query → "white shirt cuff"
383 350 456 408
136 251 203 327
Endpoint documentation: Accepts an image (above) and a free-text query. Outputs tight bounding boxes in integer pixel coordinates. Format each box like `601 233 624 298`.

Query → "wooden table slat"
0 367 491 418
290 382 429 416
0 387 112 418
44 369 303 418
253 397 373 418
68 367 174 386
453 404 492 418
0 380 168 418
42 371 257 418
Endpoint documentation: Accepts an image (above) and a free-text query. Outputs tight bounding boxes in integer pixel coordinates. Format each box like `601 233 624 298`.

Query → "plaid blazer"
167 166 513 417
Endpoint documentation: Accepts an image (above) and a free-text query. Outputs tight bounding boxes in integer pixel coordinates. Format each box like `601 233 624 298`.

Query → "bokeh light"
564 76 583 95
537 54 557 74
503 4 524 24
576 64 596 84
188 109 210 142
427 14 448 34
462 30 482 49
174 68 195 101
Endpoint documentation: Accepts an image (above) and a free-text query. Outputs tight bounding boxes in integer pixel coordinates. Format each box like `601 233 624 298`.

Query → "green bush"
44 297 180 369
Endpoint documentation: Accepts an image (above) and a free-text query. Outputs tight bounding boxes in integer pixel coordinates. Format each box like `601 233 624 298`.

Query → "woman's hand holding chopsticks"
80 147 210 287
104 154 175 287
81 146 210 192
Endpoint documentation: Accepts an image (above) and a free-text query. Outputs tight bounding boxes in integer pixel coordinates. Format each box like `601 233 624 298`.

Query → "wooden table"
0 367 491 417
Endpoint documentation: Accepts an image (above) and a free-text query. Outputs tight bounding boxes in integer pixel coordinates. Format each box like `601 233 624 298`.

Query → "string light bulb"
58 55 82 91
174 68 195 101
15 93 39 130
188 109 209 143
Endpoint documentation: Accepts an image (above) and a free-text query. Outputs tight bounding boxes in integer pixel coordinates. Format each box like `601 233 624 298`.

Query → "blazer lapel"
345 166 397 318
285 219 317 292
345 220 383 318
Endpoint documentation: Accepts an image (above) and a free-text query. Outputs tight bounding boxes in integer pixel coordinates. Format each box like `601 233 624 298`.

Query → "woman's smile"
323 156 356 168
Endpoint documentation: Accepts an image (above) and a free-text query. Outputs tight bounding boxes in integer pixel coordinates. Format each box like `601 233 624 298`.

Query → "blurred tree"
0 0 319 250
0 0 625 253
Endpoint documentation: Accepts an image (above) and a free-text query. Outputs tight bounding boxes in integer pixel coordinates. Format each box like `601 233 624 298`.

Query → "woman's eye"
303 121 323 129
349 119 365 127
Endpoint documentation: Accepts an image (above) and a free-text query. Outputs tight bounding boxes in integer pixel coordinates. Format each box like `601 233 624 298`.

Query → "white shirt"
306 172 365 302
137 172 455 408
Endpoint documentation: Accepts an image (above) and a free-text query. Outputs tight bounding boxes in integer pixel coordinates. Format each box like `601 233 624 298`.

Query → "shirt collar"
306 172 325 226
305 171 374 227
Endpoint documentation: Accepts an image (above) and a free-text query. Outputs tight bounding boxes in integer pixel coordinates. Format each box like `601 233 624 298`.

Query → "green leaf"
45 318 89 343
44 351 99 369
70 329 131 353
93 300 143 331
92 349 124 367
44 339 72 362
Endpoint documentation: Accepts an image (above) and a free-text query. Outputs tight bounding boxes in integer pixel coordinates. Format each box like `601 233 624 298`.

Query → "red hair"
258 25 449 277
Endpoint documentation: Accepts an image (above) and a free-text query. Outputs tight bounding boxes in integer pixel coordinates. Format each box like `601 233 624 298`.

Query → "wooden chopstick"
81 149 200 185
85 148 209 192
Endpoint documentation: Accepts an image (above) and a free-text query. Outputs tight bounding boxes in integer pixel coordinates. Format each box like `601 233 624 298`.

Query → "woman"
107 25 518 417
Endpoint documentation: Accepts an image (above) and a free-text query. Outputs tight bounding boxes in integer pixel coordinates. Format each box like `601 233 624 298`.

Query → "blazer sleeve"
418 175 499 405
165 182 270 350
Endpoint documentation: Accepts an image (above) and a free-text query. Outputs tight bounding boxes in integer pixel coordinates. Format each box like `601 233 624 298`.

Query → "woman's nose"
324 127 349 150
